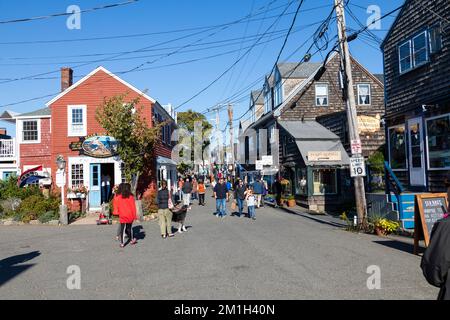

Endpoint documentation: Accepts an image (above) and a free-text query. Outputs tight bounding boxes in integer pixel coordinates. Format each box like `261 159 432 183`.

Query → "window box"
68 192 86 199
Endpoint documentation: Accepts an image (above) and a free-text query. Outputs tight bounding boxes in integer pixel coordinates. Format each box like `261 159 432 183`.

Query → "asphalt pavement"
0 191 439 300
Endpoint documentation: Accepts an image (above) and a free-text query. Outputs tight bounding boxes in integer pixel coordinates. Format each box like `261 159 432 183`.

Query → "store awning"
156 156 177 166
296 140 350 166
277 120 350 167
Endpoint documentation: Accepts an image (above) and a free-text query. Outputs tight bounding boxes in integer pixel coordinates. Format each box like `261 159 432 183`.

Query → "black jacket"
235 184 247 200
421 217 450 300
157 188 170 209
182 181 193 193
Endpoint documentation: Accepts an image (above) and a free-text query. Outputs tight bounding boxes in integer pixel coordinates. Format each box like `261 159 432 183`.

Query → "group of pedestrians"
178 176 207 207
213 177 265 221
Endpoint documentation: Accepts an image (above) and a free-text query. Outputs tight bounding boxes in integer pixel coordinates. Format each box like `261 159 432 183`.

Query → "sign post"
414 193 448 254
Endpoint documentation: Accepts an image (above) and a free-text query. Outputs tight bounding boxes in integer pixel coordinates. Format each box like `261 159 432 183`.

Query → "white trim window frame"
70 163 84 188
387 124 408 171
398 40 413 74
357 84 371 105
67 105 87 137
315 83 329 107
425 113 450 171
412 31 428 68
19 119 41 144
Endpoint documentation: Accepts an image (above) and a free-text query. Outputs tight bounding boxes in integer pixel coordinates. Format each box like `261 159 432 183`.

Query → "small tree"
96 94 163 195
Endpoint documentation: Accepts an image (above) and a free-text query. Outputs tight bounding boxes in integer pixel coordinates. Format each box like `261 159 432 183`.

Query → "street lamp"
56 155 68 225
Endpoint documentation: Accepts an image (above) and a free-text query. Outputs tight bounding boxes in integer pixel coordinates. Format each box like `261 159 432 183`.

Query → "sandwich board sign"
414 193 448 255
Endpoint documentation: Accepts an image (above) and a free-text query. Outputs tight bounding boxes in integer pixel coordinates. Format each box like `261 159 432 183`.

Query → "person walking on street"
261 180 268 207
246 189 256 220
177 177 184 204
157 180 174 239
182 177 193 209
234 179 247 217
214 177 229 218
192 177 198 201
273 178 282 208
112 183 138 247
198 179 206 206
252 178 264 208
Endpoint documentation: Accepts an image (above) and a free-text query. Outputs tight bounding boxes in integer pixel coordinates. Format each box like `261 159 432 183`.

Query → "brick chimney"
61 67 73 92
0 128 6 136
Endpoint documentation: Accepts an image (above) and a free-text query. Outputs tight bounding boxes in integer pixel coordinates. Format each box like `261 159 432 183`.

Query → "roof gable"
380 0 410 48
45 66 156 107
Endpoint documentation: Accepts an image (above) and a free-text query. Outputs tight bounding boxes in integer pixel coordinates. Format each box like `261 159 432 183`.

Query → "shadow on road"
373 240 425 255
0 251 40 287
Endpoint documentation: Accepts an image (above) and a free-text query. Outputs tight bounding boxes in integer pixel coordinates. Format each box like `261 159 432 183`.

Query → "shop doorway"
101 163 115 204
89 163 115 210
407 117 426 188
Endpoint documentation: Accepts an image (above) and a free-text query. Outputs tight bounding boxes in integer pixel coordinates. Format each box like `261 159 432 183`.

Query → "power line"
173 0 299 111
0 0 139 24
0 0 283 85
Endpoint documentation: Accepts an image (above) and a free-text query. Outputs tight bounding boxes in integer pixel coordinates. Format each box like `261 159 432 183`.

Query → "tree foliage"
96 94 163 194
176 109 213 163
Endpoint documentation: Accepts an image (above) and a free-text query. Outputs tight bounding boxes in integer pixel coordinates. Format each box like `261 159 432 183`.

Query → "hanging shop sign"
307 151 341 162
82 135 118 158
357 115 380 134
261 155 273 166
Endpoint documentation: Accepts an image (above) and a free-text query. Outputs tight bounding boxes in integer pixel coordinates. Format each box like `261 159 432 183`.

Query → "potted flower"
372 216 400 236
68 185 88 198
286 195 296 207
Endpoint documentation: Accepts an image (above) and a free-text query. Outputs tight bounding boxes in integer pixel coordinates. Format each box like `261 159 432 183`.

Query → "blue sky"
0 0 403 136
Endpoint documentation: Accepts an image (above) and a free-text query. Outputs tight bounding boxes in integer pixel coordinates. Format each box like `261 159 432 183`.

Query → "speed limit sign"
350 156 366 177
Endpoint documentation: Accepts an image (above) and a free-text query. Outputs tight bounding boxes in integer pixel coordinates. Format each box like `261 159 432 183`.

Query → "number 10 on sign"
350 156 366 177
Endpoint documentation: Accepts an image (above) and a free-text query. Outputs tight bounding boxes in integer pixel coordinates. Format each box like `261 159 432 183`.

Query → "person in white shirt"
245 189 256 220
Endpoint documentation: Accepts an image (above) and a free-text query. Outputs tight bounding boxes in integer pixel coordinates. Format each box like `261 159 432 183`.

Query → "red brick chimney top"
61 67 73 92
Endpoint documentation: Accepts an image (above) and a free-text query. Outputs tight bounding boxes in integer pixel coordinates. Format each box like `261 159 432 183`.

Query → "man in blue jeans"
213 177 229 218
234 179 247 217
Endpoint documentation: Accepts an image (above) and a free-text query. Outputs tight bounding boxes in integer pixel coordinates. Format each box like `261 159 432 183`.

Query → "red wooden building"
7 66 176 211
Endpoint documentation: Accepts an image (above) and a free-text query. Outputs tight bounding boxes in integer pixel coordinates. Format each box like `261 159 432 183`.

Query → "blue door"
89 164 101 209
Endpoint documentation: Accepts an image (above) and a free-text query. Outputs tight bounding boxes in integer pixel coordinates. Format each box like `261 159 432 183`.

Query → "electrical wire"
173 0 300 111
0 0 139 24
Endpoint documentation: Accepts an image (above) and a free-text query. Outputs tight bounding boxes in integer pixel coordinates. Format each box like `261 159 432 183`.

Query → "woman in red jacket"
113 183 137 247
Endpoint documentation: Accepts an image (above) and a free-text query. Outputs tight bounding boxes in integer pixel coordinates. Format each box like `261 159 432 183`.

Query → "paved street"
0 192 438 300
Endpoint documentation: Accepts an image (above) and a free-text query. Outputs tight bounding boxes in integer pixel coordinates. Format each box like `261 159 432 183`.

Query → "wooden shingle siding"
383 0 450 119
382 0 450 192
279 54 385 158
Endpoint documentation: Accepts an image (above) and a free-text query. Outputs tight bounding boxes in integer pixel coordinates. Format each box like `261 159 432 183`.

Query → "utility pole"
228 103 234 178
334 0 368 228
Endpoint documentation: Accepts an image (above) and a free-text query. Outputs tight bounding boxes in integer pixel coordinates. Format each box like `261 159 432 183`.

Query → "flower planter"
375 227 387 237
287 199 296 207
68 193 86 199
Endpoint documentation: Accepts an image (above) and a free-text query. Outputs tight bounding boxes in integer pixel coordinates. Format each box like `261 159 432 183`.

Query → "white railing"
0 139 15 159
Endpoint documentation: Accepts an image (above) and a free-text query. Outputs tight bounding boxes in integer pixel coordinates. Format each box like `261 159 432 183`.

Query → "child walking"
113 183 137 247
246 189 256 221
198 179 206 206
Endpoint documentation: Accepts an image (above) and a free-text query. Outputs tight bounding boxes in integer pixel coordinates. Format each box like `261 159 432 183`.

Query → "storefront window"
388 126 407 169
312 169 337 195
295 168 307 196
71 164 84 187
427 114 450 169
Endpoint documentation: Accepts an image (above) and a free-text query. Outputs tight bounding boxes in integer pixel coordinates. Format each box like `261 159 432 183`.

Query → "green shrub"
0 176 42 200
17 195 60 223
69 211 86 223
38 211 59 224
